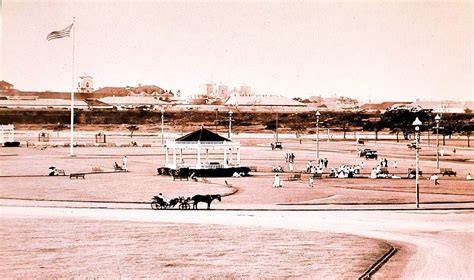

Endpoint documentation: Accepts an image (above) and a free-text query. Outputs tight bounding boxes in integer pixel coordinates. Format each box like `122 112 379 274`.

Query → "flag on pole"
46 23 74 41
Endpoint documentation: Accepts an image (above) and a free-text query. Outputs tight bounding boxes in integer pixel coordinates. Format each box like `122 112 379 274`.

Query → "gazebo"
160 127 249 177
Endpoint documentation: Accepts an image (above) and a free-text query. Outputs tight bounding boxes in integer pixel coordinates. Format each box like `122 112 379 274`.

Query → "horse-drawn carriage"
151 194 222 210
151 196 191 210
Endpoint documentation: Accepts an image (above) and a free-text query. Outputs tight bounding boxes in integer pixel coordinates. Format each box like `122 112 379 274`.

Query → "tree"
127 125 139 138
380 109 430 140
287 114 306 144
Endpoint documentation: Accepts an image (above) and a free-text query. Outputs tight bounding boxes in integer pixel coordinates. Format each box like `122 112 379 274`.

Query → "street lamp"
161 107 165 145
434 114 441 169
413 117 422 208
214 108 219 133
228 110 233 139
316 111 320 159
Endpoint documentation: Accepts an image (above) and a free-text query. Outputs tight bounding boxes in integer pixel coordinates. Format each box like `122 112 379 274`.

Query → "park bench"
113 164 127 172
379 167 389 175
56 169 66 176
172 174 189 181
313 173 323 179
70 173 85 179
440 168 457 177
249 166 258 172
92 167 102 172
407 168 422 179
287 173 302 181
142 144 152 147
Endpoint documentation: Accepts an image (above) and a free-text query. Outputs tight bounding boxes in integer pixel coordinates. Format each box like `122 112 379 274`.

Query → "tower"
77 74 94 93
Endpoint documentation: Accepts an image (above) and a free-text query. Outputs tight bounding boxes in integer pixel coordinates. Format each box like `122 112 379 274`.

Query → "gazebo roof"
175 127 230 142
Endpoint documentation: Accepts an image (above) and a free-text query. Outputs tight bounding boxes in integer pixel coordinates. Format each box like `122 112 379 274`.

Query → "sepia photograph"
1 0 473 279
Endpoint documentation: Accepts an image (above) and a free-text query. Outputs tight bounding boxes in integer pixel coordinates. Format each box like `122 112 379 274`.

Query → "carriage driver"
157 193 170 204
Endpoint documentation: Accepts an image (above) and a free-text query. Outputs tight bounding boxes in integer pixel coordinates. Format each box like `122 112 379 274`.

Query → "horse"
191 194 221 210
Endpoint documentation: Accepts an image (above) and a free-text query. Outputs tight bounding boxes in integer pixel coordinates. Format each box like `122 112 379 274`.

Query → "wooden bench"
249 166 258 172
440 168 457 177
287 173 302 181
70 173 85 179
173 174 189 181
142 144 152 147
114 164 127 172
313 173 323 179
407 169 422 179
56 169 66 176
92 167 102 172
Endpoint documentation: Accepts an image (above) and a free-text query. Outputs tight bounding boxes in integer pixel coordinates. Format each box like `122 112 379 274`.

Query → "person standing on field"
122 155 128 171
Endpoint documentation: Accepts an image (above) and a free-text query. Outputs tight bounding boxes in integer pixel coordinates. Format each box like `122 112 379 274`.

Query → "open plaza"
1 128 473 278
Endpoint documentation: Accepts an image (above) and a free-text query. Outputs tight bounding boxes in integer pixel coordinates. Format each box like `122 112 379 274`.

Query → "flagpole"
70 17 75 156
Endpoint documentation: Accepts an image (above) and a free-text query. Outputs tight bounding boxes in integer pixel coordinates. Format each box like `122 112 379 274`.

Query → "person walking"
393 160 398 168
309 176 314 188
467 173 472 181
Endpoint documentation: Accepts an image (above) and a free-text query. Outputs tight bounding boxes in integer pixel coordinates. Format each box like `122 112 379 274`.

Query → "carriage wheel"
183 203 191 210
151 202 159 210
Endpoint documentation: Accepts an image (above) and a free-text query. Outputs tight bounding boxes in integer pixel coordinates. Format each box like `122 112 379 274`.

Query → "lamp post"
161 107 165 145
316 111 320 159
214 108 218 133
228 110 233 139
276 112 279 142
434 114 441 169
413 117 422 208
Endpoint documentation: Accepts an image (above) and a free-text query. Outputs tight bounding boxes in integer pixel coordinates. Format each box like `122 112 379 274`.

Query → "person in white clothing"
122 156 128 171
272 174 282 188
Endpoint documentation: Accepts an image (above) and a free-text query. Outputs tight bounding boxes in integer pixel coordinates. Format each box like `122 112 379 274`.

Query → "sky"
1 0 473 102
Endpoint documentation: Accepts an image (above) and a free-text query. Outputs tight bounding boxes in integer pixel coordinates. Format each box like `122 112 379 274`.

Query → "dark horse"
191 194 221 210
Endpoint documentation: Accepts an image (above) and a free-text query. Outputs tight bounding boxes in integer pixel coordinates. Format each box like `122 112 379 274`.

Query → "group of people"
306 158 328 173
329 165 358 178
285 153 295 163
114 155 128 171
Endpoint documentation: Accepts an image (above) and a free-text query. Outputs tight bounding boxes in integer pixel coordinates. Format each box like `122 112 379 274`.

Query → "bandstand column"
197 141 201 168
237 147 241 166
172 147 176 168
223 145 228 167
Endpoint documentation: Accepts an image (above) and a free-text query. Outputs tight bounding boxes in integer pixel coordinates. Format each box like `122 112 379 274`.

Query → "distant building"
77 74 94 93
98 96 168 109
0 98 88 109
224 95 306 107
361 102 411 113
240 85 252 96
0 80 14 90
217 85 229 98
411 101 469 114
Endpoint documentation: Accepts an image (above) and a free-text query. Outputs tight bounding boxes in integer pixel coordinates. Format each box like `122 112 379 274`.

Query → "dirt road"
2 205 473 279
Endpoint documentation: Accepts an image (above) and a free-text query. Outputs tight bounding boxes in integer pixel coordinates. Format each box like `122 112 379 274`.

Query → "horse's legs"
207 202 211 209
193 202 197 209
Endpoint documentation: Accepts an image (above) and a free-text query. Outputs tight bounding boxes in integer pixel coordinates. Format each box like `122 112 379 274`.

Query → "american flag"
46 23 74 41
